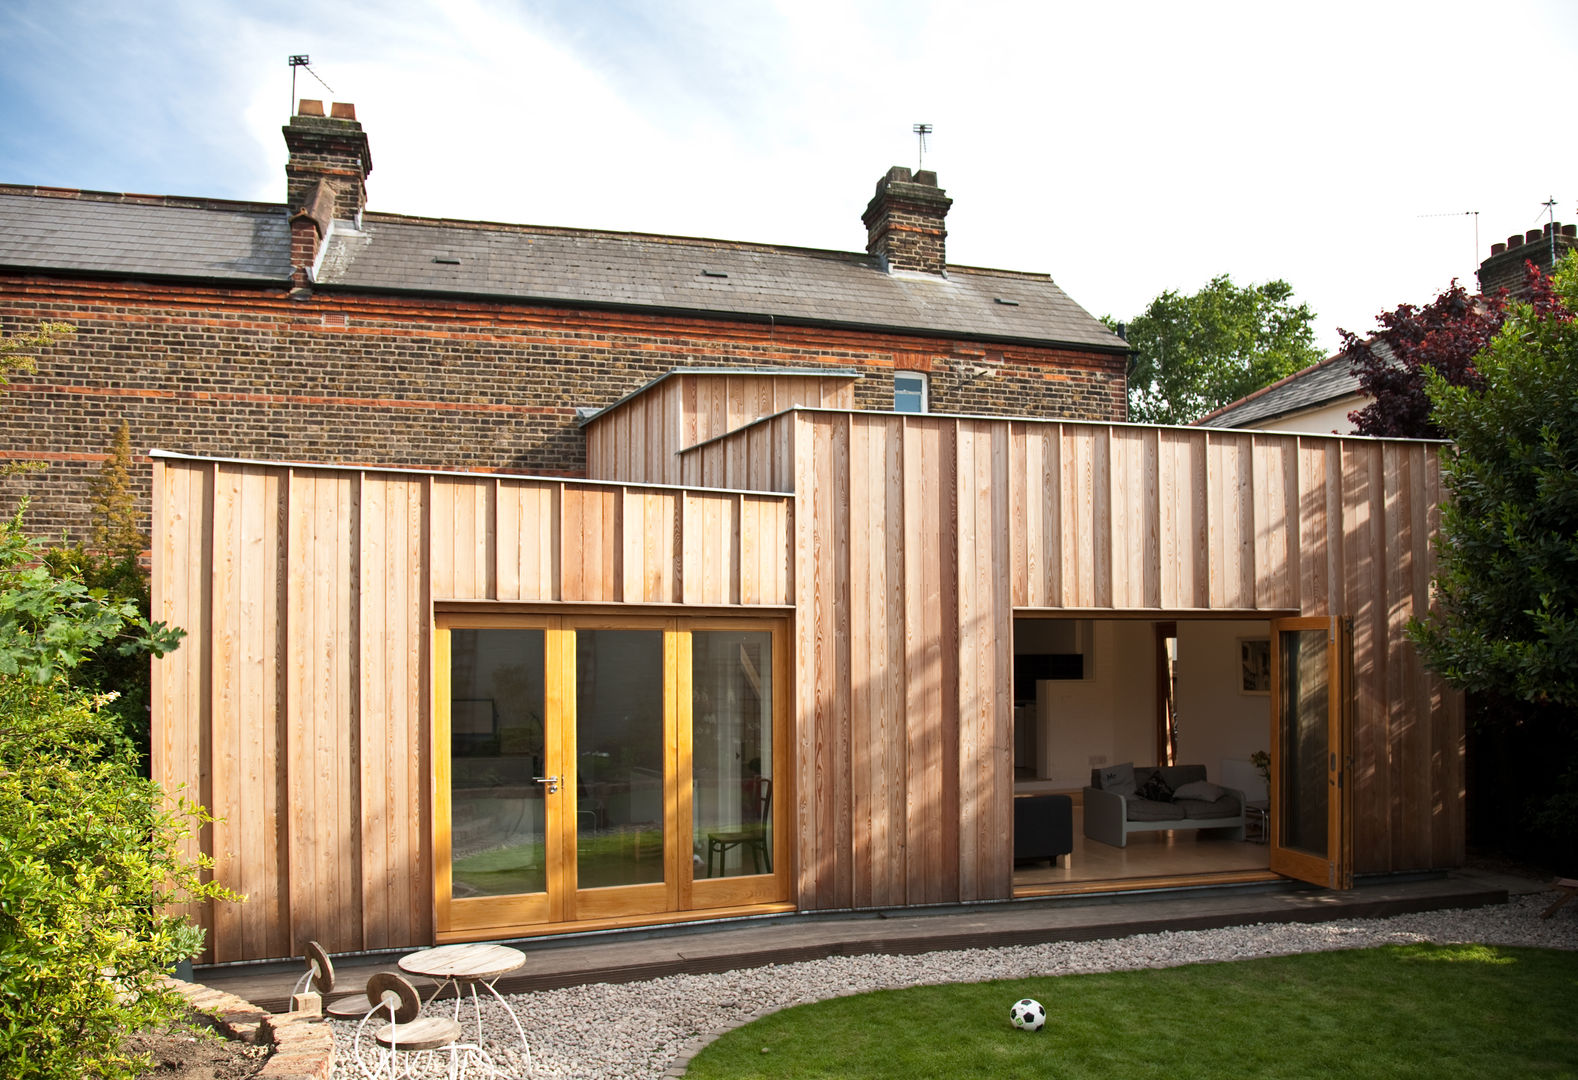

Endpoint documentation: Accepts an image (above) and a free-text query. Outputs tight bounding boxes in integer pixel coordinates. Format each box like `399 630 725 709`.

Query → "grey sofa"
1082 763 1246 848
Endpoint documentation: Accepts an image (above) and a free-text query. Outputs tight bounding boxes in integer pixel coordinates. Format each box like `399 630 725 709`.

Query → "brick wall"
0 274 1126 541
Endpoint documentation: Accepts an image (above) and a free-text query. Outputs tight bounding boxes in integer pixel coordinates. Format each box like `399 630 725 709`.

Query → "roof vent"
701 269 729 278
993 297 1020 306
432 256 460 265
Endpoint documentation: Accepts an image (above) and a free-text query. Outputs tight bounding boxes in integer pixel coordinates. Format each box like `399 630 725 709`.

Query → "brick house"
0 100 1127 540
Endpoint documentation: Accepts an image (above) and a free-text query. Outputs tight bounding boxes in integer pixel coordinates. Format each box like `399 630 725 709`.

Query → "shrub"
0 509 228 1080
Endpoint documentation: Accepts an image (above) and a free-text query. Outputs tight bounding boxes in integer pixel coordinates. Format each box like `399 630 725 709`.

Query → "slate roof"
1194 351 1365 429
0 186 1125 352
0 189 290 282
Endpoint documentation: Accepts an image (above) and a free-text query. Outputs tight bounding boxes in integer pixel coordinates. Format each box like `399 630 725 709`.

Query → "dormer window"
895 371 929 414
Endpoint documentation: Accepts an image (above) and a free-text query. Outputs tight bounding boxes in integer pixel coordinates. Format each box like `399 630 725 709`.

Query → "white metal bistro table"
398 943 530 1069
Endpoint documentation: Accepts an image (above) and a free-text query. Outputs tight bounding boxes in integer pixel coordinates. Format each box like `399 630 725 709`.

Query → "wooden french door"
433 613 789 940
1268 616 1353 890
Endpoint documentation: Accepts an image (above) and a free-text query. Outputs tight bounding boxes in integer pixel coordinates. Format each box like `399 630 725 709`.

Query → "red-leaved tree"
1343 262 1560 438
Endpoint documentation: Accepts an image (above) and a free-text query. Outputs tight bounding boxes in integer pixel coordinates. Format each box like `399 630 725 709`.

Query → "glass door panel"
573 629 666 890
438 624 553 935
1279 628 1330 858
692 631 774 879
1269 616 1352 890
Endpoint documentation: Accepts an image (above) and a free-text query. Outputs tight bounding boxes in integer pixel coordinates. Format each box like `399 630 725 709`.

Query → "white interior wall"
1173 619 1272 787
1035 619 1155 789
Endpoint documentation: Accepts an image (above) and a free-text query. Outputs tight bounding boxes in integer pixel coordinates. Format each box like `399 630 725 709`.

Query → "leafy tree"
1409 255 1578 865
86 419 147 557
1115 275 1324 425
0 510 222 1080
1342 267 1562 439
1409 256 1578 707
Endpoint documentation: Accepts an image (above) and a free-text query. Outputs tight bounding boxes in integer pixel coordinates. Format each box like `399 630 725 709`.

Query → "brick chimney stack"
283 100 371 289
1478 220 1577 298
862 166 952 275
283 100 372 222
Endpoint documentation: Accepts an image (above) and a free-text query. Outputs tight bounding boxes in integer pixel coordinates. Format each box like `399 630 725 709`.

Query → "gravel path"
329 892 1577 1079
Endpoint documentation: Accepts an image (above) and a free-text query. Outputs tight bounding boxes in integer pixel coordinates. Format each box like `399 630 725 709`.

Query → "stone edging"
164 976 335 1080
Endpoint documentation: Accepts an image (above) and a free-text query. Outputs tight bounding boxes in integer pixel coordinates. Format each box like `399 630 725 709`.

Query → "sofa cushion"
1179 794 1241 819
1173 780 1224 802
1126 798 1185 822
1096 762 1136 797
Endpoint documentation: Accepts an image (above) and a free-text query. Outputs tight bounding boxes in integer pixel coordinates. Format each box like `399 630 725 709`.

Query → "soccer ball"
1009 998 1046 1031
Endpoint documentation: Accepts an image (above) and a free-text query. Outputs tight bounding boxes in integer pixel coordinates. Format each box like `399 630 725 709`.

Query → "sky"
3 0 1576 353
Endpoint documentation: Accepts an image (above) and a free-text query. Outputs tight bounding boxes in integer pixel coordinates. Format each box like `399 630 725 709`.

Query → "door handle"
533 775 560 794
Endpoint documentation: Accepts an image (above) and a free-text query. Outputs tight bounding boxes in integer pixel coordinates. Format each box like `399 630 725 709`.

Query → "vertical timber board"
358 473 391 947
209 465 240 959
1381 442 1413 866
830 413 854 910
902 421 939 903
1158 430 1181 608
908 420 927 903
284 470 362 954
1108 427 1137 608
496 480 521 601
954 423 980 900
849 418 874 909
790 413 818 908
1090 426 1112 608
1298 439 1331 616
359 473 428 951
1009 424 1029 608
938 420 961 905
882 416 908 904
1343 442 1389 873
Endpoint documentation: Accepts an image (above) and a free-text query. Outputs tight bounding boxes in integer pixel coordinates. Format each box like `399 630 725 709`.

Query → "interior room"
1011 616 1274 892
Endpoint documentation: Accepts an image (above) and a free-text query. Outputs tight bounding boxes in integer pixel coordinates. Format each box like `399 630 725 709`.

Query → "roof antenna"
1544 196 1559 269
912 123 932 172
288 55 336 112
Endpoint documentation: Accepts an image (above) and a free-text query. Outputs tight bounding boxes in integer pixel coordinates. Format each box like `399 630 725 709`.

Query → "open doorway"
1011 616 1275 892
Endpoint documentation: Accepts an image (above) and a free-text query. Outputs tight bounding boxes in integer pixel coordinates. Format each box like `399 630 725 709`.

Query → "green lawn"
685 944 1578 1079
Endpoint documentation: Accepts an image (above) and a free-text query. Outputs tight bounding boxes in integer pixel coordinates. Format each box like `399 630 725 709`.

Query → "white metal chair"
353 971 497 1080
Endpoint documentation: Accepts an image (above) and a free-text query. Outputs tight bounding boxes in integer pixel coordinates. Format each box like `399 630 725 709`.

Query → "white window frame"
894 371 929 414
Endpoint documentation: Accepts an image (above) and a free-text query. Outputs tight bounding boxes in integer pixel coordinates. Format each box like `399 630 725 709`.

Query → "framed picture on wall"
1238 638 1271 695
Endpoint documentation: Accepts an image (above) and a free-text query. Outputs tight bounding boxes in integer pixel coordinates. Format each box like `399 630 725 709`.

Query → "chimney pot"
1508 233 1524 248
1491 242 1507 255
330 102 357 120
297 99 325 117
1527 229 1542 244
1564 224 1576 238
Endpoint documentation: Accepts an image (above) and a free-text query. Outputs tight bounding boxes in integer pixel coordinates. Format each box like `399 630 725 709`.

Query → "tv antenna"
1543 196 1559 268
288 55 336 111
912 123 932 172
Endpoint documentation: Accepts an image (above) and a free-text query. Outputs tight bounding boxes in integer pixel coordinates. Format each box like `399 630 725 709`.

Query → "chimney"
862 166 952 275
283 100 372 289
1478 219 1577 298
284 100 372 222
